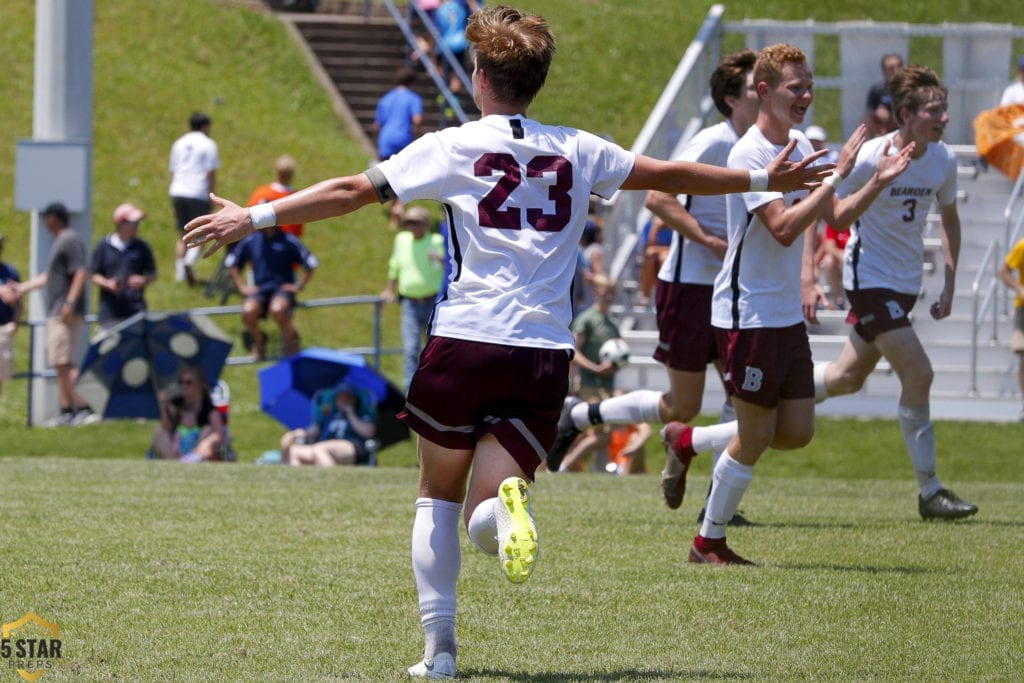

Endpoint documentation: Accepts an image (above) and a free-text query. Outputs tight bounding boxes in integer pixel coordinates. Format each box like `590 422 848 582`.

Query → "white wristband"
749 168 769 192
249 202 277 229
822 171 843 190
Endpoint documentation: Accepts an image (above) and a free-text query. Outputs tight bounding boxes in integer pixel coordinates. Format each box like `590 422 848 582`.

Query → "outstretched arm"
621 139 832 196
184 173 380 258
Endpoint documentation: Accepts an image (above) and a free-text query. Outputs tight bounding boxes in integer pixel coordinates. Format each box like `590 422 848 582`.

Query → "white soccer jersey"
711 126 813 329
840 132 958 295
375 114 636 349
657 121 737 285
168 131 220 199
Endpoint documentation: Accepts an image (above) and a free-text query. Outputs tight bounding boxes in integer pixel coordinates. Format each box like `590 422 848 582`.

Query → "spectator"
861 53 903 138
150 366 226 462
559 274 621 472
1000 55 1024 107
90 203 157 330
998 236 1024 421
375 68 424 229
4 202 93 425
806 126 847 309
380 206 446 391
0 232 22 399
169 111 219 285
224 224 318 360
637 216 672 306
814 223 850 310
248 155 304 238
279 380 377 466
435 0 478 94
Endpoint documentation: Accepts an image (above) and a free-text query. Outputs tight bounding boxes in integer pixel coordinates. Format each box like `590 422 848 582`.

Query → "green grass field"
2 444 1022 681
2 1 1024 679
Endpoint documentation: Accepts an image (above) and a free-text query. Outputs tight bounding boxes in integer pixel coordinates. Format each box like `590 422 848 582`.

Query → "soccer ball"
598 337 630 369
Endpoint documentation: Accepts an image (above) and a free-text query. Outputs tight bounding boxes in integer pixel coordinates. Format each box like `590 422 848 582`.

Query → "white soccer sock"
813 361 831 403
897 405 942 498
174 259 185 282
467 498 499 555
690 421 738 455
699 451 753 540
711 400 737 467
570 389 663 428
412 498 461 660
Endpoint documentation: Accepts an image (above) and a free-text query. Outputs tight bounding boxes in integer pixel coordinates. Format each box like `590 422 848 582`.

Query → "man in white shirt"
169 111 219 285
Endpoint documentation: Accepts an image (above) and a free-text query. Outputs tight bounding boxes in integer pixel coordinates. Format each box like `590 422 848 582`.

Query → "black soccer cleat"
919 488 978 520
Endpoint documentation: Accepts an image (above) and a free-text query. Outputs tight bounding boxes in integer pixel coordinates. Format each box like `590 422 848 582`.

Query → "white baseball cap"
805 125 828 142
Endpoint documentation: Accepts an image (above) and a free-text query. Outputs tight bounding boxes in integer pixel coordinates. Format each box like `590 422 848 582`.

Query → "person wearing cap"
380 205 445 391
4 202 93 424
0 232 22 398
803 125 846 309
999 56 1024 106
279 379 377 466
90 203 158 330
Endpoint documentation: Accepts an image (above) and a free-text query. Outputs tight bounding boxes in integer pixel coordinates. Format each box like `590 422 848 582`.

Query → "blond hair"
754 43 808 89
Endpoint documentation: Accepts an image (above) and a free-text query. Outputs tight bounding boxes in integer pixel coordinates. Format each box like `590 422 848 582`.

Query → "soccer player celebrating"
546 50 761 520
669 43 913 566
808 65 978 521
183 8 829 678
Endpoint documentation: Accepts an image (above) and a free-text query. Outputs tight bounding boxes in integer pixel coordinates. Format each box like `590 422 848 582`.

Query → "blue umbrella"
258 347 409 448
76 311 233 419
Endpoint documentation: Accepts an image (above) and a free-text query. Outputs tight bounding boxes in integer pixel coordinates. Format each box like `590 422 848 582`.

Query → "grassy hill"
1 0 1022 462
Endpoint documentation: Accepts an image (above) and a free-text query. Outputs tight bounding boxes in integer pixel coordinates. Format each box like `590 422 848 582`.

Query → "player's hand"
182 193 255 259
876 139 915 184
834 124 868 178
801 280 828 324
766 139 835 192
930 286 954 319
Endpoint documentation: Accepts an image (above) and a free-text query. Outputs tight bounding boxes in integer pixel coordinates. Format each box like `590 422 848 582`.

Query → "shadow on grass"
463 669 755 681
774 563 935 575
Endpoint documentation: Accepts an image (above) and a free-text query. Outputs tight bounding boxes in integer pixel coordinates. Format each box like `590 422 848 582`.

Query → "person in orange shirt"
247 155 304 238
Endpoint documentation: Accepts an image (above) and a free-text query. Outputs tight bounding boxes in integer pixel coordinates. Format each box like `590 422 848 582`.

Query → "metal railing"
605 4 725 287
382 0 471 127
13 294 398 427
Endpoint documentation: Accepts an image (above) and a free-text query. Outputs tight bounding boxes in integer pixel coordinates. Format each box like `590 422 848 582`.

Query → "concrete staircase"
615 156 1024 423
270 1 471 149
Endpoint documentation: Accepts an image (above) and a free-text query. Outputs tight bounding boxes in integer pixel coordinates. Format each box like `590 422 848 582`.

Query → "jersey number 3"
475 153 573 232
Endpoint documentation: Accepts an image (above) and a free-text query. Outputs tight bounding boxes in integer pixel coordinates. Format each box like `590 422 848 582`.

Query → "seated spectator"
150 367 226 462
815 223 850 310
224 225 318 360
280 380 377 466
248 155 304 238
90 203 158 331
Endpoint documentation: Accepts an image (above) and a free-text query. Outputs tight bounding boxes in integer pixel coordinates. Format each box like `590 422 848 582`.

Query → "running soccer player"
808 65 977 521
183 8 830 678
546 50 761 522
666 43 913 566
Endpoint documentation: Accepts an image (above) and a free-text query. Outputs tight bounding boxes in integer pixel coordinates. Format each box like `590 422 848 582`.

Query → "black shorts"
172 196 212 232
845 288 918 343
